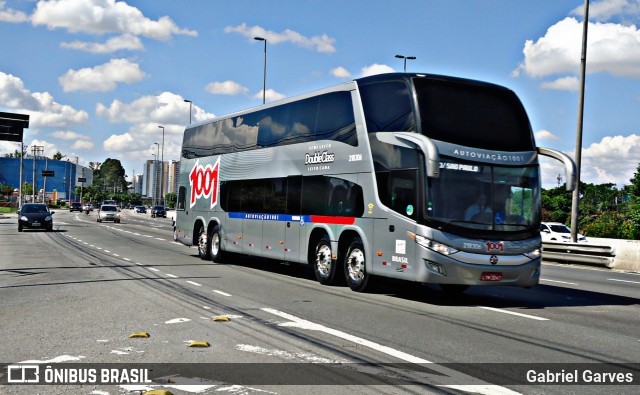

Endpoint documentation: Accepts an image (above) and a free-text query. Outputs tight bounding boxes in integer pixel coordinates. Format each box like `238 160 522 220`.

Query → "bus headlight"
408 232 459 255
524 249 541 259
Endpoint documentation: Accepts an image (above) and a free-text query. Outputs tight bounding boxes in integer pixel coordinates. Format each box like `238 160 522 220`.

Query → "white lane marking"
20 355 85 363
540 279 578 285
135 262 143 266
186 281 202 287
123 258 130 261
112 253 120 257
148 268 160 272
155 237 165 241
476 306 549 321
165 273 178 278
165 318 191 324
236 344 346 363
263 308 431 363
213 290 232 296
261 308 520 394
608 278 640 285
104 250 110 253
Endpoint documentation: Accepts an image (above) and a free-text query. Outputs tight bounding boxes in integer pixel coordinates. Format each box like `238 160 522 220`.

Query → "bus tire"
209 225 225 263
313 236 338 285
344 238 371 292
197 225 210 260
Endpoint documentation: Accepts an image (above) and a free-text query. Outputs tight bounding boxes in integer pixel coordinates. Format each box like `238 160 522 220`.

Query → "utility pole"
570 0 589 242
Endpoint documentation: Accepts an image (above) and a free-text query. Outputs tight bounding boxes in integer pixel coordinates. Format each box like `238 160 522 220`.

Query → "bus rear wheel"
197 225 210 260
344 238 371 292
313 236 338 285
209 225 225 263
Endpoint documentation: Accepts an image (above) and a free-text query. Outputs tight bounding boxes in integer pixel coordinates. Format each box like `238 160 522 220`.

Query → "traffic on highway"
1 208 639 394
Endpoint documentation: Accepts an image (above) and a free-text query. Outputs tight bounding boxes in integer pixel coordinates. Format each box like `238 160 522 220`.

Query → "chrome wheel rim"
198 229 207 255
346 248 365 283
315 244 332 278
211 232 220 257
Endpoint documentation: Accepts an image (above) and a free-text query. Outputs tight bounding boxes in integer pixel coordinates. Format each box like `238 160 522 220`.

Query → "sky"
0 0 639 190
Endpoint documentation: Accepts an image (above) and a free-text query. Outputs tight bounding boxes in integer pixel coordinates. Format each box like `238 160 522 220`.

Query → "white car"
97 204 121 223
540 222 587 242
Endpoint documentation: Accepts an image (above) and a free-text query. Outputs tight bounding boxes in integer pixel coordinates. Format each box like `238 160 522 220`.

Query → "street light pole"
153 142 160 207
158 126 165 206
151 153 156 206
570 0 590 242
183 100 192 124
395 54 416 72
254 36 267 104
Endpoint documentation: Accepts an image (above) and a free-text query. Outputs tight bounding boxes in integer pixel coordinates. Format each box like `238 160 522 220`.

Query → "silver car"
97 205 121 223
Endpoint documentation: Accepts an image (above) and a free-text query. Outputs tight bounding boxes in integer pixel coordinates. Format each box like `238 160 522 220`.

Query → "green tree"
629 163 640 197
53 151 65 160
164 192 177 208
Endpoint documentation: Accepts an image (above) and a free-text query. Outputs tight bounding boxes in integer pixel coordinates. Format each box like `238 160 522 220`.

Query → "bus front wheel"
313 236 339 285
209 225 225 263
344 238 371 292
197 226 210 260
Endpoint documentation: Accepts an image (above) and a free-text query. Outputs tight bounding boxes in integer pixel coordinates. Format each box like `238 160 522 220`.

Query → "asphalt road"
0 209 638 395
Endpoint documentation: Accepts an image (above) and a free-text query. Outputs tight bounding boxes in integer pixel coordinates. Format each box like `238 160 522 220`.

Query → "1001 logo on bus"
189 158 220 208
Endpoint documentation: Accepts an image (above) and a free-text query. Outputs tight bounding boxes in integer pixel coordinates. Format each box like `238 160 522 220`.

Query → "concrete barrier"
542 237 640 273
587 237 640 273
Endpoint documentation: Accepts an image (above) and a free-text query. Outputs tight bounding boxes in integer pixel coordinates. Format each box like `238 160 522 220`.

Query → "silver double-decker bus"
175 72 575 293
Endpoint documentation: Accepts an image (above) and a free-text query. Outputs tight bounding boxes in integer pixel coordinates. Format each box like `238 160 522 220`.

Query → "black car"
134 206 146 214
69 202 83 212
18 203 54 232
151 205 166 218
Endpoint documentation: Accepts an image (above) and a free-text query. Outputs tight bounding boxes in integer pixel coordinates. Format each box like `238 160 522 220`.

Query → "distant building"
0 157 93 203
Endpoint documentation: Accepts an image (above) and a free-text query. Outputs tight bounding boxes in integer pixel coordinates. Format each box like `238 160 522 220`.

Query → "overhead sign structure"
0 112 29 142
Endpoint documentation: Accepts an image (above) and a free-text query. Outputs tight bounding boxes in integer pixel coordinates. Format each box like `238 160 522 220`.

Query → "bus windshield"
425 160 541 234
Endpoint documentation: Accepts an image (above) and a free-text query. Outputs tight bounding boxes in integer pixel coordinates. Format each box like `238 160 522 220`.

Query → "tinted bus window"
414 78 535 151
359 81 415 132
315 92 357 145
264 178 287 214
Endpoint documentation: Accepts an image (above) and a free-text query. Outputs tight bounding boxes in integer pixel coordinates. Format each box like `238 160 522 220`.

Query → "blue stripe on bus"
227 212 356 225
228 212 303 222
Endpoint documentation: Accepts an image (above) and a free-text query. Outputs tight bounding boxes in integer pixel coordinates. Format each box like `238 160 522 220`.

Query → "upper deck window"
182 91 357 159
359 80 416 133
414 78 535 151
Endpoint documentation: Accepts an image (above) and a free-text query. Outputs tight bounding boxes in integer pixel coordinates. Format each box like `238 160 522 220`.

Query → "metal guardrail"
541 241 616 267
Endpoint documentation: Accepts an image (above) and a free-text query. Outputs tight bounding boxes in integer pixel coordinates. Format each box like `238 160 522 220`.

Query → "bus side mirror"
537 147 576 192
393 132 440 178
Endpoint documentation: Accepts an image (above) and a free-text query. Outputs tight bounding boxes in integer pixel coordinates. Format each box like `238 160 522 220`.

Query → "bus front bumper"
415 255 541 288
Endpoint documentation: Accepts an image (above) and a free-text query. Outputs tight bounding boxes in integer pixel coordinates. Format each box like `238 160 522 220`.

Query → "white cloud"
535 130 561 141
71 140 95 150
59 58 146 92
97 92 214 160
330 66 351 78
103 132 136 151
51 130 89 140
31 0 197 40
360 64 395 77
205 80 249 96
0 72 88 128
61 34 144 53
0 0 29 22
513 17 640 79
253 89 286 102
540 76 580 91
224 23 336 53
571 0 640 22
582 134 640 186
97 91 213 125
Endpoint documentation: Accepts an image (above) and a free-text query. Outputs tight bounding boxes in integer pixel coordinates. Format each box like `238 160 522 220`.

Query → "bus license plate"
481 272 502 281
